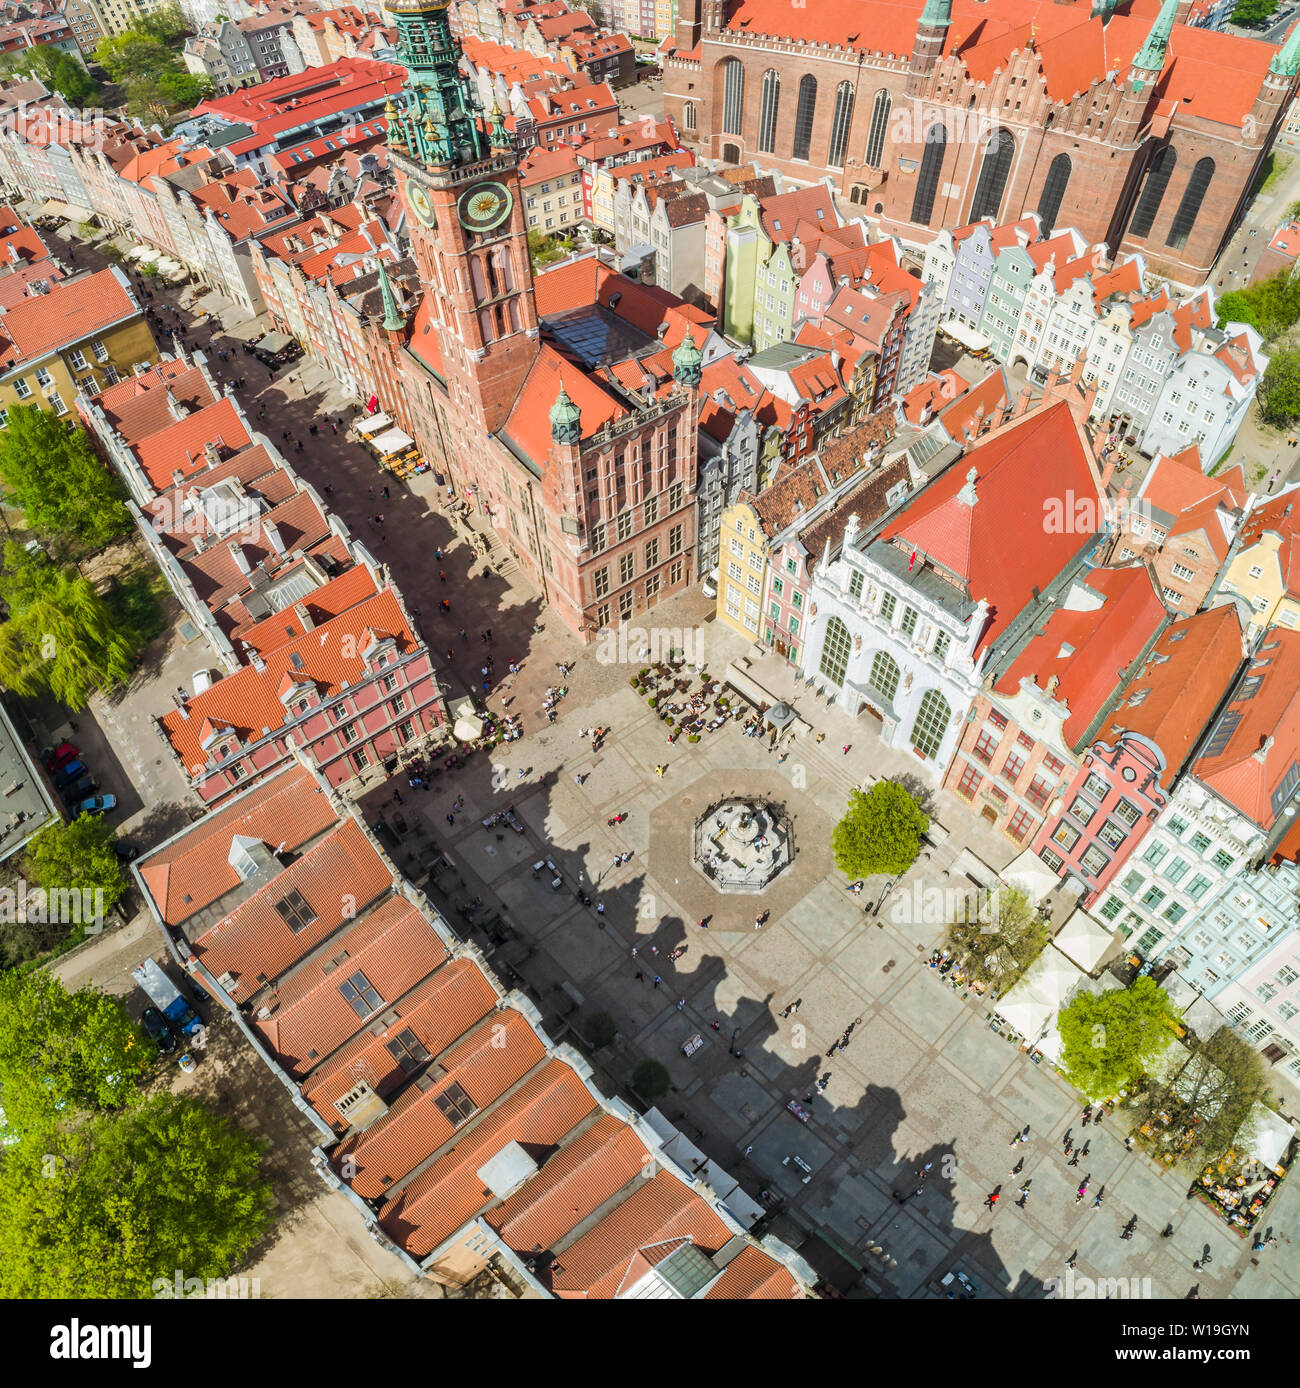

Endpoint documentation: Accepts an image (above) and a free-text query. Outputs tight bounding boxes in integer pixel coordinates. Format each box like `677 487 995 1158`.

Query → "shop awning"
371 427 414 455
941 318 991 354
135 246 162 264
255 330 293 354
453 714 484 741
354 411 391 436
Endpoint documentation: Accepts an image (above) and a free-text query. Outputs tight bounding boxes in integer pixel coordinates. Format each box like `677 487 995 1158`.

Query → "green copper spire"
1270 20 1300 76
386 0 487 169
377 258 405 333
1133 0 1177 73
550 381 582 444
488 96 511 151
918 0 951 27
673 328 703 388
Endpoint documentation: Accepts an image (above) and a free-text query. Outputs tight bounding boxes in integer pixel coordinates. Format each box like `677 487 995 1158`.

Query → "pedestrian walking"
842 744 850 755
1065 1251 1078 1270
743 1145 753 1157
984 1192 999 1210
676 999 685 1010
655 764 666 777
630 946 638 958
652 975 662 989
1010 1157 1024 1176
754 915 763 931
596 902 605 915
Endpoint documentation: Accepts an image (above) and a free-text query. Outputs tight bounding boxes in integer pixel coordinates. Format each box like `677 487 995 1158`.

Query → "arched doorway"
721 142 741 165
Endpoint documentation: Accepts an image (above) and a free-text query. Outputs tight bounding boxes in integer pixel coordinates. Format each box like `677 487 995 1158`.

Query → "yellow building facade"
716 499 768 640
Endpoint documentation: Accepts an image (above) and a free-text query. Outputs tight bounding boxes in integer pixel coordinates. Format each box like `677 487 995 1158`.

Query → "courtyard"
50 240 1300 1301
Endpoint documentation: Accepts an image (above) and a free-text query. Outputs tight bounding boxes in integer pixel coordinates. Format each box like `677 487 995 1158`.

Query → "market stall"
353 411 392 436
1194 1103 1295 1234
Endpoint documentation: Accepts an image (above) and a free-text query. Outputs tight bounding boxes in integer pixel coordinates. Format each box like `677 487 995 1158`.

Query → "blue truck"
131 958 204 1038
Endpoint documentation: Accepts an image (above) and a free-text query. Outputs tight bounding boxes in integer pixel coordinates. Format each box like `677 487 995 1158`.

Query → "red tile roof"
483 1114 651 1254
300 959 500 1126
336 1008 546 1197
1101 604 1244 785
130 397 252 494
882 400 1102 653
137 765 337 928
86 359 215 440
1192 625 1300 826
377 1058 599 1257
190 817 392 999
545 1168 732 1298
995 565 1166 750
255 894 448 1077
503 343 622 463
0 267 138 372
159 586 419 774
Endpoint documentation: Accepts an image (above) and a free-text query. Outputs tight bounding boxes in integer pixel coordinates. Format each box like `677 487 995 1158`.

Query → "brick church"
663 0 1300 284
374 0 706 639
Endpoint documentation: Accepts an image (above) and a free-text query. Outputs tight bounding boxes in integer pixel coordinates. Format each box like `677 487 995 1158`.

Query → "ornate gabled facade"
664 0 1300 285
375 0 700 636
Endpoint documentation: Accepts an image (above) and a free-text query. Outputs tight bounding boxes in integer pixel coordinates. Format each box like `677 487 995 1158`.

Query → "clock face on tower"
407 182 437 229
458 181 513 233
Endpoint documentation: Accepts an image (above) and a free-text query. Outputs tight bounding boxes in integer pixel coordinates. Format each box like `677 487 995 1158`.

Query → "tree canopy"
95 7 212 123
1127 1026 1275 1174
0 46 98 105
1230 0 1279 24
0 543 138 709
831 781 929 880
943 886 1049 992
24 815 127 918
1257 345 1300 427
0 1094 273 1297
1215 270 1300 343
1057 976 1181 1101
0 406 131 555
0 971 149 1136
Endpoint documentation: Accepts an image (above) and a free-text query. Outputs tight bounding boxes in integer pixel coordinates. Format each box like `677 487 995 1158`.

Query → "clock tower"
386 0 538 435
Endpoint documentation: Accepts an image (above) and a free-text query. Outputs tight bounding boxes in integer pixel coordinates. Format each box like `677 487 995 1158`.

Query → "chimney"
1013 385 1032 418
249 648 266 672
1255 734 1275 764
957 466 979 508
293 600 314 632
263 521 285 555
228 541 251 576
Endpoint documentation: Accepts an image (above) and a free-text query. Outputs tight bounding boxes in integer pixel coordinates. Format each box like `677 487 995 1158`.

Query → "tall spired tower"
385 0 538 435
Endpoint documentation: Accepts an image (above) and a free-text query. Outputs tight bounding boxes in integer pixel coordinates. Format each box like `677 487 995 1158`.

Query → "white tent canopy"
354 411 391 435
941 318 991 353
1002 847 1062 903
1054 911 1116 974
370 427 414 455
1243 1103 1295 1169
994 945 1086 1045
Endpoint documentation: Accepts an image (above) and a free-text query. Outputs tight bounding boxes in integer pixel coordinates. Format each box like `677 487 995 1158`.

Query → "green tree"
0 972 149 1135
1126 1026 1274 1173
0 1094 273 1297
1057 976 1181 1101
1231 0 1278 23
0 406 131 553
831 781 929 880
136 3 188 45
0 46 98 105
942 886 1049 993
584 1011 616 1048
0 545 137 709
24 815 126 917
1214 289 1260 334
1258 346 1300 425
94 33 174 82
631 1059 670 1098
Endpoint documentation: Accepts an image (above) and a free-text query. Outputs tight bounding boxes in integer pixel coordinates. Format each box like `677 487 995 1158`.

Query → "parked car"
113 840 138 863
73 794 116 816
54 759 88 787
701 567 718 600
41 741 78 772
60 775 98 804
140 1006 178 1055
